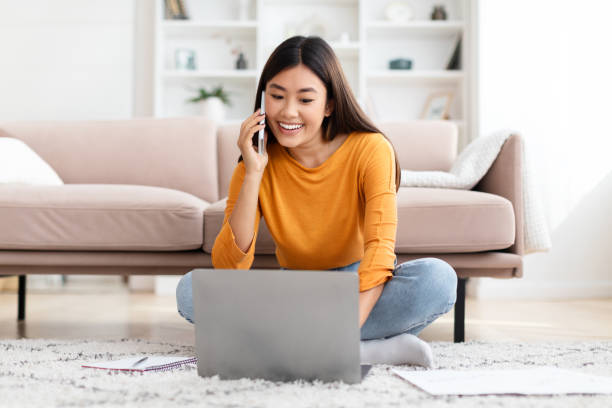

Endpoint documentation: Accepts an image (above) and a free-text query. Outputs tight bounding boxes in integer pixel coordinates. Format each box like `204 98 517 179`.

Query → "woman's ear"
325 99 334 117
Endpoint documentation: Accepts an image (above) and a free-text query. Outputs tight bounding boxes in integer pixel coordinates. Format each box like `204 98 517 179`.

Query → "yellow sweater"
211 131 397 291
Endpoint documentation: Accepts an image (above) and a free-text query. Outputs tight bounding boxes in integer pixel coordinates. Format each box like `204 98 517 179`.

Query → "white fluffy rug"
1 339 611 407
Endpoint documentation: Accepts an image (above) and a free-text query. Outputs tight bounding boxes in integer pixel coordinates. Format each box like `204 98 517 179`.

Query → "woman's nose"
279 99 298 117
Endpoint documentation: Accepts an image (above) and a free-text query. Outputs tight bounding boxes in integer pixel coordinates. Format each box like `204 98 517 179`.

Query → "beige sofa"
0 117 523 342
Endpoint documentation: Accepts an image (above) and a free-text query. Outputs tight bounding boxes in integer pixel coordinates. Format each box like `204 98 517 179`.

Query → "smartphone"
258 90 266 155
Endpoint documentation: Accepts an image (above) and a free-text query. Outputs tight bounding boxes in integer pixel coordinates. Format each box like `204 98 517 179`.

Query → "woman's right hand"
238 108 269 176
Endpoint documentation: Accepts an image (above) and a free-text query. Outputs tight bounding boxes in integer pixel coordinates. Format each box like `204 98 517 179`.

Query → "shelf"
367 20 464 29
163 70 258 79
161 20 258 36
264 0 357 4
367 20 463 36
368 70 464 83
161 20 258 28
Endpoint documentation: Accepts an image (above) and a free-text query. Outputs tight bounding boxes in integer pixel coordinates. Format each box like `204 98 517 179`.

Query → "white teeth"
280 123 304 130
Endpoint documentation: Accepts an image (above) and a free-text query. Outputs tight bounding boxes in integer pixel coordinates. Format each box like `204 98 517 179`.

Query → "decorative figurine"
236 52 247 70
431 5 448 20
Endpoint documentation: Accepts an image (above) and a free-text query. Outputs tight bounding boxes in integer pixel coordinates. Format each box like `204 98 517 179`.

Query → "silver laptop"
192 268 371 384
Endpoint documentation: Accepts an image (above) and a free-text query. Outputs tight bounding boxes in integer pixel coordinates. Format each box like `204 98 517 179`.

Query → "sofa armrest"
472 133 524 256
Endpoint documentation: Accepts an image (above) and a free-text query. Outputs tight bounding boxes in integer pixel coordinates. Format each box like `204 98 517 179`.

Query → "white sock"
360 333 434 368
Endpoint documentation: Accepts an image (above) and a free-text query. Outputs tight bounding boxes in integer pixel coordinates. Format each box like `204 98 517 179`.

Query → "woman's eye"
269 95 313 104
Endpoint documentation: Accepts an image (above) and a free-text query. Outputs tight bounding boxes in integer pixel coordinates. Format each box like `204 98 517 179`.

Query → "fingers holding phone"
238 108 268 176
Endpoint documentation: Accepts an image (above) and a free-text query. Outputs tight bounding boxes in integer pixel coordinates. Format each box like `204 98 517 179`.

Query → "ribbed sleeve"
211 162 261 269
358 137 397 291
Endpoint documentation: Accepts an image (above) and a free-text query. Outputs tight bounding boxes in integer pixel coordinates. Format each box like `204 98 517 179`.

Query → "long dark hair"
239 35 401 193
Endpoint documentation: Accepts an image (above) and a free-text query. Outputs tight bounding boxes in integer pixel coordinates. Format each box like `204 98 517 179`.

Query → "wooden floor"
1 277 611 343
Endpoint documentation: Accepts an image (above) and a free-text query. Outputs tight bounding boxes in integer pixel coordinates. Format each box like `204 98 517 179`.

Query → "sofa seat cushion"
203 188 515 256
396 187 515 253
0 184 208 251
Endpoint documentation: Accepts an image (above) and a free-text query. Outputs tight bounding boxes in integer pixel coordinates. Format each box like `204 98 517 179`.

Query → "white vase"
200 97 226 123
238 0 249 21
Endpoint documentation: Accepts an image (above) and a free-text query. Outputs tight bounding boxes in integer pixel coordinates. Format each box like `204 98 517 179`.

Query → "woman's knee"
425 258 457 307
176 271 191 299
395 257 457 307
176 271 194 322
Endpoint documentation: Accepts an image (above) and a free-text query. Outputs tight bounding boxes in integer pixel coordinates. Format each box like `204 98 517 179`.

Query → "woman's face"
265 64 333 149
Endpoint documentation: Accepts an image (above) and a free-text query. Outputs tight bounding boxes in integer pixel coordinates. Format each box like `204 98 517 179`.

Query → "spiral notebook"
82 356 197 372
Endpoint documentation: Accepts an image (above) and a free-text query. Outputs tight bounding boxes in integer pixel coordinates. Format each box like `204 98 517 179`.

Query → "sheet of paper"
392 366 612 396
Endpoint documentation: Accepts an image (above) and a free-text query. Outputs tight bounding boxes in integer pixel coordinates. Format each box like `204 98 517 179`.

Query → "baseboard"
468 278 612 300
22 275 64 290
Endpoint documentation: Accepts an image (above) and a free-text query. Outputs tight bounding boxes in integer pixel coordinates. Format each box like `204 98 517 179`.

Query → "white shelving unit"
154 0 478 151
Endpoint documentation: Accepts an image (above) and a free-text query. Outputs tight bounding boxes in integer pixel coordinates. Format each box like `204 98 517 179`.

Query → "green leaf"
186 85 232 106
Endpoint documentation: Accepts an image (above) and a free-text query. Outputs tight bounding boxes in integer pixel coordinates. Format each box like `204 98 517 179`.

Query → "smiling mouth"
279 122 304 130
277 122 304 136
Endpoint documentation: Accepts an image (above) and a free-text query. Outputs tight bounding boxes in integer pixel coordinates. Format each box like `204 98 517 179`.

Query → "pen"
132 356 148 367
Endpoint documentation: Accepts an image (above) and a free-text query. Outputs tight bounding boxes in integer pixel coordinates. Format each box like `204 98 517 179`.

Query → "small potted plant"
187 85 232 123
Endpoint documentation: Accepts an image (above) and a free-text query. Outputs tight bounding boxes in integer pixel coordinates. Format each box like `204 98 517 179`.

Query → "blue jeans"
176 257 457 340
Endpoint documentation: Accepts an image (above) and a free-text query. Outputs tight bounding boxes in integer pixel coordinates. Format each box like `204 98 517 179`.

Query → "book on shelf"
165 0 189 20
446 37 461 70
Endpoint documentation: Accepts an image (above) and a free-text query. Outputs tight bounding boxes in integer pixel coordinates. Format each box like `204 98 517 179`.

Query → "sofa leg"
454 278 467 343
18 275 26 321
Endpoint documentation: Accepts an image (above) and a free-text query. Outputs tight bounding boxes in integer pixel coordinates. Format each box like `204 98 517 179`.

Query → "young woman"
176 36 457 367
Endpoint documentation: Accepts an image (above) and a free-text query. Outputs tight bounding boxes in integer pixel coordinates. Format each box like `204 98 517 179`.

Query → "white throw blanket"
400 129 551 254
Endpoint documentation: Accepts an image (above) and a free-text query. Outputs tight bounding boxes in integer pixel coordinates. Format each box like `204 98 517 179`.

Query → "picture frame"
174 49 197 71
420 92 453 120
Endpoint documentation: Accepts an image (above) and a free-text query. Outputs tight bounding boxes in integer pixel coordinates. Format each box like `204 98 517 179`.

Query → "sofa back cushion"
0 117 219 203
378 120 458 171
217 123 242 200
216 120 458 199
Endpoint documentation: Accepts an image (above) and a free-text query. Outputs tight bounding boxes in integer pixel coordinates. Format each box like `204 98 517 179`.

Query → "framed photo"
420 92 453 120
175 49 196 71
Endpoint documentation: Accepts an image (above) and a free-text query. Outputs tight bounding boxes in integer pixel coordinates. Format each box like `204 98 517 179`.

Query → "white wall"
470 0 612 299
0 0 134 120
0 0 136 289
133 0 155 117
0 0 167 293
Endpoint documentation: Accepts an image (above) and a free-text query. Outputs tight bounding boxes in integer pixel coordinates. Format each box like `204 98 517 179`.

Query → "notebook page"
82 356 195 371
